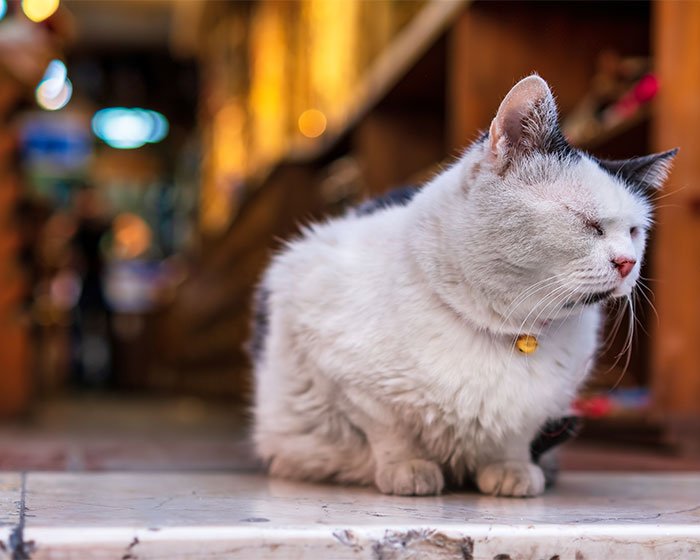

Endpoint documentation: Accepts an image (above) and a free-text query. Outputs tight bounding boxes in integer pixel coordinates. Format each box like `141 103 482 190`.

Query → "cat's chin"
611 285 634 299
584 289 616 304
562 289 614 309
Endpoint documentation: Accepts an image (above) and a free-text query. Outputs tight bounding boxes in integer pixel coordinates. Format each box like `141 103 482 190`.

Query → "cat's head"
432 75 677 331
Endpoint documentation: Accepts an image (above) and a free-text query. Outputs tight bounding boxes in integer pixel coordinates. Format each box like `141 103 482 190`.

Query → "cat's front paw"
375 459 444 496
476 461 545 497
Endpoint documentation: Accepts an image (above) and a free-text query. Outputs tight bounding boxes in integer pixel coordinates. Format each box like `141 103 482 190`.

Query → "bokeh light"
36 79 72 111
36 80 73 111
298 109 327 138
113 213 152 260
35 60 72 111
21 0 60 22
0 0 8 22
38 59 67 97
92 108 170 149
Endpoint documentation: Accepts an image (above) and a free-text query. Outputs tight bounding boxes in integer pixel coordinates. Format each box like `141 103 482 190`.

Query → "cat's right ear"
488 75 565 167
598 148 679 193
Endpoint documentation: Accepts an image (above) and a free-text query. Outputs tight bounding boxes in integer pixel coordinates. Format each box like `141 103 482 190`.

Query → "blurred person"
70 186 113 388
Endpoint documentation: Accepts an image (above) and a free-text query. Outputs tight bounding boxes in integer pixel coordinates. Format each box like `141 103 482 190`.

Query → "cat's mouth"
563 289 615 308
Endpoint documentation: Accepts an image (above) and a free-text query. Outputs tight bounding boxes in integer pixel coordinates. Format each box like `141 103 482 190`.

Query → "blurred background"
0 0 698 472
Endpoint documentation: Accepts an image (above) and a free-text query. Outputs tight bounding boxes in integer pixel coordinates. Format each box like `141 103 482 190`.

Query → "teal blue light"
92 107 169 150
0 0 8 21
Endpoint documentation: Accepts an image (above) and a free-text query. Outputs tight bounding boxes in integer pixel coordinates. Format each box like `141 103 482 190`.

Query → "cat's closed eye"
584 218 604 237
564 205 604 236
630 226 640 238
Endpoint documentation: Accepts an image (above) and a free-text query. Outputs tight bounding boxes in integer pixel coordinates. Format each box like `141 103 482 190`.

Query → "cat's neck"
407 167 505 335
406 157 569 339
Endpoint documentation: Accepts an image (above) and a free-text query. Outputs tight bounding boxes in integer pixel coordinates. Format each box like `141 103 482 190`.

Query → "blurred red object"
573 395 614 418
608 73 659 119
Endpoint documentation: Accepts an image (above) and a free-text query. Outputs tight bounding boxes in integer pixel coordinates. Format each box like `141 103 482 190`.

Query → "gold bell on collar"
516 334 538 354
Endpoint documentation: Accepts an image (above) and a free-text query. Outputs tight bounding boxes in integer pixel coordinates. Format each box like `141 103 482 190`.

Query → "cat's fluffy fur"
251 76 676 497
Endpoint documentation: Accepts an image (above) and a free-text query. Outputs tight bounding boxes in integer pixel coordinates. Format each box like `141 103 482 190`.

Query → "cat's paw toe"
376 459 444 496
476 461 545 497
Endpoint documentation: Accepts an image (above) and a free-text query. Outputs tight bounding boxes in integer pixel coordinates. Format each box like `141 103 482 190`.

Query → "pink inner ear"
490 76 552 153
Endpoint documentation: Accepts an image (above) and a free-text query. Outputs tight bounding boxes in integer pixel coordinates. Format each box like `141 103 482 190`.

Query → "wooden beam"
652 1 700 418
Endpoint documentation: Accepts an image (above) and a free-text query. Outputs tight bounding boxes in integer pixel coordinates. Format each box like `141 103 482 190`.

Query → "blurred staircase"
152 164 325 400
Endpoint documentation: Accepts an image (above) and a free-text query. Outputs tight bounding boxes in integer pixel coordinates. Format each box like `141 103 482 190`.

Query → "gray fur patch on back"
248 283 270 363
355 186 420 216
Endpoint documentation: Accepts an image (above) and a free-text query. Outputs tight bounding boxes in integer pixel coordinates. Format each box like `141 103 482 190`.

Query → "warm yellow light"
298 109 327 139
22 0 59 22
113 213 152 259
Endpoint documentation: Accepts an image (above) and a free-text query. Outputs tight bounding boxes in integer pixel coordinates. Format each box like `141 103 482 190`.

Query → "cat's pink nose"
612 257 636 278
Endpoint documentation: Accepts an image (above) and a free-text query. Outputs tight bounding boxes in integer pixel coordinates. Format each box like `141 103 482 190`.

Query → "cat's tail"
530 415 582 487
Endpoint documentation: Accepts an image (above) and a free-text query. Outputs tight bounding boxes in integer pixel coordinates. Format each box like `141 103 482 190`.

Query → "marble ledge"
10 472 700 559
0 474 22 560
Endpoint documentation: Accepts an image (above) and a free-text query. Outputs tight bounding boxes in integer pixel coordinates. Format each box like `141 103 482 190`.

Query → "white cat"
250 76 676 497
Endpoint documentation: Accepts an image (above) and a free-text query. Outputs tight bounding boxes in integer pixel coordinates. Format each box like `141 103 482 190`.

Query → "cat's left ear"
489 75 567 165
598 148 679 193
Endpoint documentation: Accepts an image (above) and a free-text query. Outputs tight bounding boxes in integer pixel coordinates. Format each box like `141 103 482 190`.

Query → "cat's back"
264 206 411 308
